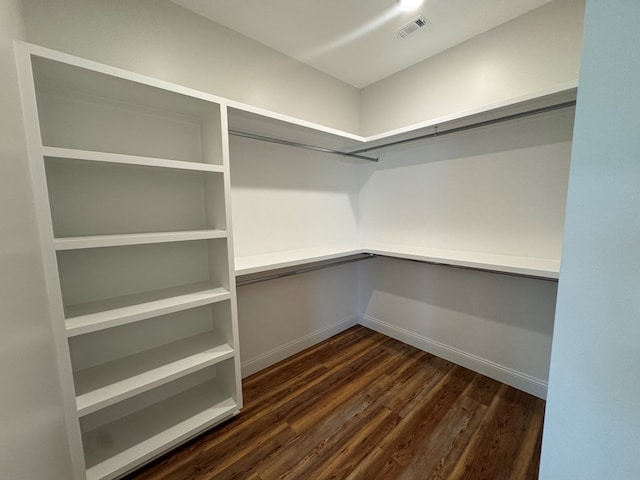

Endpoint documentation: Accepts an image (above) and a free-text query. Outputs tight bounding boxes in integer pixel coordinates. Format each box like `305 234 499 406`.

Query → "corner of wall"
358 0 585 135
20 0 361 134
0 0 74 478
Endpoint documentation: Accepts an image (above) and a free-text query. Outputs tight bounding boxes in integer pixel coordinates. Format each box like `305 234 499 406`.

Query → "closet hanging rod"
228 130 379 162
347 100 577 156
236 254 374 287
236 252 558 286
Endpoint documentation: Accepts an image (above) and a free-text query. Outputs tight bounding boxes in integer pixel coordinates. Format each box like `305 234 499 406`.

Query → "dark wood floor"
127 325 545 480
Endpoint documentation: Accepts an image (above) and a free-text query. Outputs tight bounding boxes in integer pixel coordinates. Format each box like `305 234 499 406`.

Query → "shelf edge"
76 345 235 417
65 288 231 337
54 230 227 250
42 146 225 173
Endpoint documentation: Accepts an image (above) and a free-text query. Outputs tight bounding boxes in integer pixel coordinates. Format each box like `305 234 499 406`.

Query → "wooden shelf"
43 146 225 173
235 245 366 276
83 383 238 480
65 284 230 337
54 230 227 250
75 333 234 416
366 243 560 279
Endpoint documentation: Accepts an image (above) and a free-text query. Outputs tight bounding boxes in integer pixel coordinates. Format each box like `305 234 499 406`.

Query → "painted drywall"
0 0 73 478
230 136 360 257
359 258 557 398
354 106 573 398
360 0 585 135
540 0 640 478
3 2 584 476
230 136 361 377
358 108 574 260
21 0 360 133
237 263 360 377
20 0 585 139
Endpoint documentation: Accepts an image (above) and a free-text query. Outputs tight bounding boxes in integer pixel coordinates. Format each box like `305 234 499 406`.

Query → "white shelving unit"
235 244 559 280
227 87 574 281
15 40 574 479
16 43 242 480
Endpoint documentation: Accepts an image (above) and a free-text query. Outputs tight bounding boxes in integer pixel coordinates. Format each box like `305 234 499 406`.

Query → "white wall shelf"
366 244 560 280
235 244 560 281
65 285 230 337
43 146 226 173
227 85 577 159
83 379 238 480
45 153 227 238
54 230 227 251
75 333 234 416
235 245 366 276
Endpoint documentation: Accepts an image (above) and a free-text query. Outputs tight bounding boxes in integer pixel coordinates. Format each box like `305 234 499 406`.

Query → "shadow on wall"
236 262 360 371
356 108 575 181
229 135 360 256
358 257 558 336
229 134 361 193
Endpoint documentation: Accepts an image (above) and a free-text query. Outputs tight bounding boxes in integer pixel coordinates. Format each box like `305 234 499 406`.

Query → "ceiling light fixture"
396 0 424 11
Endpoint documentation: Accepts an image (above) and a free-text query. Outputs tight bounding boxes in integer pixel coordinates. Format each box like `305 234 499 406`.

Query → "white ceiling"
172 0 553 88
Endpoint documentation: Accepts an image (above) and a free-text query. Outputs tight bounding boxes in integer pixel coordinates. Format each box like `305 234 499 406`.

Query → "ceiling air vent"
394 15 430 39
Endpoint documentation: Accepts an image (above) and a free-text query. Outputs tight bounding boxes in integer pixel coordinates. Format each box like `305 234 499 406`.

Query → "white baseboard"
359 314 548 399
241 314 359 378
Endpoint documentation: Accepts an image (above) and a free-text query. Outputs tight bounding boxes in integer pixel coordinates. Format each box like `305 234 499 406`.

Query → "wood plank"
126 325 545 480
395 376 502 480
255 369 397 479
396 396 487 480
447 384 544 480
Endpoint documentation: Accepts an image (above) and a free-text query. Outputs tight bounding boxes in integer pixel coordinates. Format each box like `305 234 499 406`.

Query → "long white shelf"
228 83 577 155
234 244 366 276
83 384 238 480
54 229 227 250
75 332 234 416
367 243 560 279
42 146 225 173
235 244 560 280
65 284 231 337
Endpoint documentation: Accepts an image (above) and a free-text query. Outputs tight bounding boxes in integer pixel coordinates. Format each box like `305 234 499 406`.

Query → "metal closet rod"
236 252 557 287
236 254 374 287
228 129 379 163
348 100 577 155
229 99 576 163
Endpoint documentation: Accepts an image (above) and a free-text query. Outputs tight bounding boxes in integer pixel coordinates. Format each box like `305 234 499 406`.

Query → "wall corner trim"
240 314 359 378
358 314 548 399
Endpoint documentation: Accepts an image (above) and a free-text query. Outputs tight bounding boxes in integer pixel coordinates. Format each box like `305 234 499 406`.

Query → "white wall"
358 108 574 260
540 0 640 478
359 258 557 398
4 3 588 476
229 136 360 257
20 0 585 139
355 108 572 398
21 0 360 133
230 136 361 376
360 0 584 135
0 0 74 478
237 263 360 377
